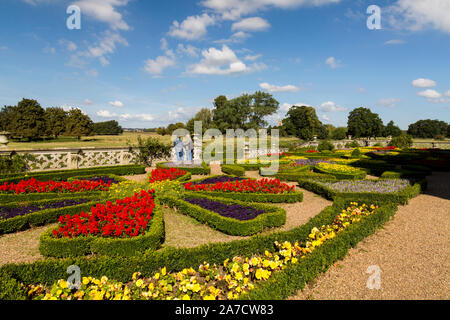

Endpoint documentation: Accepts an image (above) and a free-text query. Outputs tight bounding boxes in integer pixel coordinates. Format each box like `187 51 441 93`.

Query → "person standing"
174 136 184 163
183 134 193 163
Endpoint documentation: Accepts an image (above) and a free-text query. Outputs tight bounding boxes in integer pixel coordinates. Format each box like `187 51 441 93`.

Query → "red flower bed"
149 168 187 183
372 146 397 151
307 150 318 153
184 178 295 194
52 190 155 239
0 178 111 194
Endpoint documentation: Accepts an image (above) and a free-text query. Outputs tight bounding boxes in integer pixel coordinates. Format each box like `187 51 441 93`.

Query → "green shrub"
221 164 245 177
318 140 335 152
160 194 286 236
351 148 362 158
0 153 34 175
389 134 413 149
184 190 303 204
345 140 360 148
39 201 165 258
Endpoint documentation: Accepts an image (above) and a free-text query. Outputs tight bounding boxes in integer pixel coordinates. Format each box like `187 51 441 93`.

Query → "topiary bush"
389 134 413 149
318 140 335 152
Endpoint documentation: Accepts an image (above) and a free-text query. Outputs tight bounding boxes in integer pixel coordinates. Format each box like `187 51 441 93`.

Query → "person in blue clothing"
183 134 194 163
174 136 184 162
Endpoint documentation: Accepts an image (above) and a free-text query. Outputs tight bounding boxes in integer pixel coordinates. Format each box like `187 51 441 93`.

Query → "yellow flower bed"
316 162 363 174
282 155 307 161
28 203 378 301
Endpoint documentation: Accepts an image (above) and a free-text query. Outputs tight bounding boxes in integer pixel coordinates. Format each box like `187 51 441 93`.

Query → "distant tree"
8 99 46 141
186 108 214 133
45 107 68 138
331 127 348 140
93 120 123 135
247 91 279 130
65 108 93 140
389 134 413 149
129 136 171 167
347 107 383 138
0 106 15 132
156 127 167 136
383 120 402 137
323 124 335 138
317 125 329 140
281 106 323 141
166 123 186 136
407 119 449 139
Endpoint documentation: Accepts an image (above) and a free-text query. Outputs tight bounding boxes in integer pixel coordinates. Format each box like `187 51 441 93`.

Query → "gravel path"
289 172 450 300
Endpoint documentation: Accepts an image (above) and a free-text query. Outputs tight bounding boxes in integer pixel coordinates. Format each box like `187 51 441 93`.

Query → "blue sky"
0 0 449 129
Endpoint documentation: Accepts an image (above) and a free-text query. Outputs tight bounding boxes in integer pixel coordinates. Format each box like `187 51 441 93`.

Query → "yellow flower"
182 294 191 300
82 277 90 285
192 283 201 293
161 267 167 276
136 279 144 288
235 272 243 281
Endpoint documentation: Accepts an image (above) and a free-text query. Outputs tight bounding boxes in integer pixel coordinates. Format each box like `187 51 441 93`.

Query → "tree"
166 123 186 135
156 127 167 136
45 107 68 138
317 125 329 140
407 119 448 139
65 108 93 140
281 106 323 141
331 127 348 140
347 107 383 138
186 108 214 133
129 136 172 167
0 106 15 132
93 120 123 135
389 134 413 149
212 92 279 132
8 99 47 141
383 120 402 137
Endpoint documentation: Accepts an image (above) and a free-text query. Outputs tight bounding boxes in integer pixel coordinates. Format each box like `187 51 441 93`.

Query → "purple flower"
190 176 246 186
84 176 120 185
184 197 266 221
312 179 409 194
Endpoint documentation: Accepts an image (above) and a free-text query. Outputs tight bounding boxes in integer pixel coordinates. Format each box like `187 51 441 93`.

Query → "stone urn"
0 132 10 148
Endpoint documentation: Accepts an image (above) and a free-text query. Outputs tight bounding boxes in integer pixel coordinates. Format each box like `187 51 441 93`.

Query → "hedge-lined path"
0 224 56 267
290 172 450 300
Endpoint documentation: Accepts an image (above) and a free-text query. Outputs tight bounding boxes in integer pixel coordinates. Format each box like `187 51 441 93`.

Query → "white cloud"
322 114 331 121
187 45 265 75
73 0 131 30
417 89 442 99
377 98 401 108
214 31 251 44
97 110 118 118
85 69 99 77
83 99 94 105
201 0 341 20
357 87 367 93
144 55 176 75
280 102 312 112
259 82 300 93
384 39 405 45
168 14 215 40
445 90 450 97
231 17 270 32
317 101 348 112
325 56 341 69
412 78 436 88
59 39 77 51
177 44 199 57
43 46 56 54
160 38 169 51
109 100 124 107
244 54 262 61
120 113 155 121
167 106 203 121
387 0 450 34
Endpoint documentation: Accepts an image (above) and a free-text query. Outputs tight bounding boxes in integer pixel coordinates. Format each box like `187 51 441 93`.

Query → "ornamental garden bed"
183 178 303 203
160 194 286 236
297 178 422 205
67 174 126 184
313 163 367 180
3 200 398 300
157 162 211 175
39 190 164 258
148 167 191 183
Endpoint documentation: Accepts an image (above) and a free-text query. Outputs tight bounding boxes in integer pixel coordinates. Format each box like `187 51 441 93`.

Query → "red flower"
184 178 295 194
149 168 187 183
0 178 111 194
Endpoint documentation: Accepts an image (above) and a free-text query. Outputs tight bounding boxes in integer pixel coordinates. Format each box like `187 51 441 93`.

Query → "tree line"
0 98 123 141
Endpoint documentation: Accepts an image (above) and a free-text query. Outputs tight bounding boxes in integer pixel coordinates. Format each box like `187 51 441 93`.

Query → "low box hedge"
0 199 397 300
260 164 311 177
67 174 127 183
297 178 422 205
221 164 245 177
269 171 336 182
183 189 303 203
0 165 146 184
160 194 286 236
0 191 103 205
38 200 165 258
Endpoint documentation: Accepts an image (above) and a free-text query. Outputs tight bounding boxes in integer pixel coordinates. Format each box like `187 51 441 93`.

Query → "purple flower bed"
295 159 335 166
189 175 246 185
0 199 95 221
184 197 266 221
314 179 410 193
84 176 120 185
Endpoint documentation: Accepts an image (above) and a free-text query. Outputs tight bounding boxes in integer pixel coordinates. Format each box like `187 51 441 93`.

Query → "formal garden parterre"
0 147 448 300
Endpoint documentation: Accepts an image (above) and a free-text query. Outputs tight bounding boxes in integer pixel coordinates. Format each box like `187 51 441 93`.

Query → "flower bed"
0 178 111 194
26 202 380 300
39 190 164 258
161 194 286 236
148 167 189 183
157 162 211 175
314 163 366 180
297 178 422 205
221 164 245 177
184 178 303 203
189 175 246 185
68 174 125 185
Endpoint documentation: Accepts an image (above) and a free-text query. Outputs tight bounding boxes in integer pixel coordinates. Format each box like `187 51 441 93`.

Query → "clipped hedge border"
157 162 211 175
260 164 311 177
0 165 146 184
183 189 303 204
269 171 336 182
0 198 101 236
241 200 398 300
297 178 422 205
221 164 245 177
160 194 286 236
67 174 127 183
0 191 103 205
313 166 367 180
233 160 292 172
39 200 164 258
